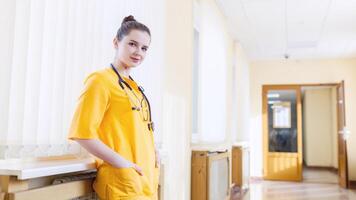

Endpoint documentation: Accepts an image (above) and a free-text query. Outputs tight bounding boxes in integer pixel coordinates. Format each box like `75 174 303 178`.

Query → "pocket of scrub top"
106 167 143 198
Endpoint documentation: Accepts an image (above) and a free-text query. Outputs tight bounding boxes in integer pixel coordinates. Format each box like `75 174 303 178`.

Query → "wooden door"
263 85 303 181
337 81 349 188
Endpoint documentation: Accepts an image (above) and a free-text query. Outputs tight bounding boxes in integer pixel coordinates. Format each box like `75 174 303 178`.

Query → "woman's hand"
74 139 144 176
130 163 144 176
114 160 144 176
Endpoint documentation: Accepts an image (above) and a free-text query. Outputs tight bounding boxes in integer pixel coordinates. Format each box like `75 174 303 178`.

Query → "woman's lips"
130 57 140 63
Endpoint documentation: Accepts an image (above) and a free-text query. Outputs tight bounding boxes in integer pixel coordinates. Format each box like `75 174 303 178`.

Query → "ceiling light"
267 93 280 98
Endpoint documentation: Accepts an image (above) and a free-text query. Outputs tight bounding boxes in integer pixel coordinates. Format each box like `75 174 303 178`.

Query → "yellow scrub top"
68 67 159 200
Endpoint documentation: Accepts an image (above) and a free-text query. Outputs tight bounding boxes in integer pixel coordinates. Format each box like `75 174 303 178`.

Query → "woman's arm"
75 139 143 175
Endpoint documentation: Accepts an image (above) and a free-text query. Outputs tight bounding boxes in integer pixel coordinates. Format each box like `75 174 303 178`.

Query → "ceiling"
216 0 356 60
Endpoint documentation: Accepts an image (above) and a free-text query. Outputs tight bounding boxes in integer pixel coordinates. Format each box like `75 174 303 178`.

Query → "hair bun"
122 15 136 25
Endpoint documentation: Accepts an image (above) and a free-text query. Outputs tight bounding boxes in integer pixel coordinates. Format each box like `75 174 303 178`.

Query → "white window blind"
0 0 165 159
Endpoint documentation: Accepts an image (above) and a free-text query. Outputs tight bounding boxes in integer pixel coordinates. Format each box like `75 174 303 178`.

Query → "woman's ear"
113 37 119 49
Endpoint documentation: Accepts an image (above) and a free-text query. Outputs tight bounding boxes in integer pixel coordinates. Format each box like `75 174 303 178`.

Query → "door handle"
339 127 351 140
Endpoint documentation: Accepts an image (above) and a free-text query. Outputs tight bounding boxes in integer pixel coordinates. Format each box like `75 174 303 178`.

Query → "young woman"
68 16 159 200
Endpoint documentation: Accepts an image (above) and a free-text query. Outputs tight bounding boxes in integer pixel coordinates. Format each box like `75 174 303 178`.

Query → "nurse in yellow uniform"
68 15 159 200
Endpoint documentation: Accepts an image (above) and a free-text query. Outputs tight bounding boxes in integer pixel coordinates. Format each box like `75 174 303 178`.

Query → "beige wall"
163 0 249 198
162 0 193 199
331 87 338 169
249 59 356 180
303 87 338 168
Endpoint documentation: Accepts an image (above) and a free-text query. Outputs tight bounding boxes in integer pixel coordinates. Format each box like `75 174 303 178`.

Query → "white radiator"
191 150 230 200
209 154 230 200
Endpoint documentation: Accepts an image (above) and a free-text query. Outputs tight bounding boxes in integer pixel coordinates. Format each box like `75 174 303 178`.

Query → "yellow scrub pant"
99 193 157 200
94 164 159 200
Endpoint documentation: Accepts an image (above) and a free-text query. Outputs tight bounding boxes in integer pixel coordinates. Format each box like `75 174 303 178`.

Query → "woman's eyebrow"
129 39 149 48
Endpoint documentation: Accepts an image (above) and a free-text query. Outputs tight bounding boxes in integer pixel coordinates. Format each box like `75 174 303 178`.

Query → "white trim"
0 156 95 180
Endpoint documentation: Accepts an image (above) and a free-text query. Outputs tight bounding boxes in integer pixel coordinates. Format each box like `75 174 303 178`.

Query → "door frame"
262 83 349 187
262 85 303 181
336 81 349 188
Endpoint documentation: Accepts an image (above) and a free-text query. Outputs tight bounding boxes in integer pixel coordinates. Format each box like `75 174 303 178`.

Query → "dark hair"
116 15 151 41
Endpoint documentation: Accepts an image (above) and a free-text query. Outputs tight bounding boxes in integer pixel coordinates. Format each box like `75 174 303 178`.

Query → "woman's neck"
112 60 131 78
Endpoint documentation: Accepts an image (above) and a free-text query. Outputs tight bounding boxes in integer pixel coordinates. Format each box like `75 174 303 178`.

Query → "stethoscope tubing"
110 64 154 131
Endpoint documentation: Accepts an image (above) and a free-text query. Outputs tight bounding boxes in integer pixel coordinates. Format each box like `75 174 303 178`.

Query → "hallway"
243 180 356 200
303 167 338 184
1 0 356 199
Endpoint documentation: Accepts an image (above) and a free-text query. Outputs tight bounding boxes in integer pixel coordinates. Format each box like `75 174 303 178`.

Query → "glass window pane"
268 90 298 153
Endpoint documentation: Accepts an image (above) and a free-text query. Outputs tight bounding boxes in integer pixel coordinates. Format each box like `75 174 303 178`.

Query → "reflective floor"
242 181 356 200
303 167 338 184
241 169 356 200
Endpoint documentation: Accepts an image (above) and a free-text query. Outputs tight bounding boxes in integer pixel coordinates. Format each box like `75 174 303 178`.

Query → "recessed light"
267 93 280 98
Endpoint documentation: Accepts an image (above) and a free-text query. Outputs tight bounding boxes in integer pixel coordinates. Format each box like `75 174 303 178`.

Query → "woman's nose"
133 47 141 55
134 48 144 56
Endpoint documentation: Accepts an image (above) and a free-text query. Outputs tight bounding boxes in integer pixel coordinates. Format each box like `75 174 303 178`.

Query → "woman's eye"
129 42 136 47
142 47 148 52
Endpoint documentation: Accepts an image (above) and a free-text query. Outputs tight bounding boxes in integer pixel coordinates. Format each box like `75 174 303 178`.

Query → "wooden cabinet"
232 143 250 191
191 150 230 200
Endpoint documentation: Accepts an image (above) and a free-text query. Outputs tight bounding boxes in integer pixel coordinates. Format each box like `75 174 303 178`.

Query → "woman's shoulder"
84 67 115 85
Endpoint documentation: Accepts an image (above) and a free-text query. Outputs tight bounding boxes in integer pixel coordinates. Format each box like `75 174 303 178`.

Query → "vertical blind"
0 0 165 159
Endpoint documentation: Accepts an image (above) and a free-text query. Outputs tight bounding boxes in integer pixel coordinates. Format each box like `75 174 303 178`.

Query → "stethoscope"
110 63 154 132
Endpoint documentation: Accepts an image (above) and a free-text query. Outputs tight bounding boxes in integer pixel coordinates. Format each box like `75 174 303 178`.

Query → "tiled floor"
241 168 356 200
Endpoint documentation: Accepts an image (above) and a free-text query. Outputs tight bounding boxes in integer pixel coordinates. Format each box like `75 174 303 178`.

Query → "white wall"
303 87 338 168
190 0 252 151
193 0 234 144
188 0 253 196
163 0 242 197
162 0 193 199
249 59 356 180
233 43 251 142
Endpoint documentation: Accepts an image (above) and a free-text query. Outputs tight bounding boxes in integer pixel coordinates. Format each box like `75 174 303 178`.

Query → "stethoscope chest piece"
148 122 154 132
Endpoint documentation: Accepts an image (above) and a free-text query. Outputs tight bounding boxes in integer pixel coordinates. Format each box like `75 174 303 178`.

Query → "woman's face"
114 29 151 68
